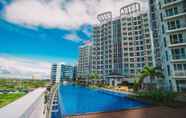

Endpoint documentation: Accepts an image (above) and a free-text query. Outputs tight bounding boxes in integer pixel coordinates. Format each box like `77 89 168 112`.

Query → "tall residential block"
120 3 154 80
92 3 154 84
77 41 92 79
148 0 186 92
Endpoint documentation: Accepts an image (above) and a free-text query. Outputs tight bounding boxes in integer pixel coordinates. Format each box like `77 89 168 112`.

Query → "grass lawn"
0 93 25 108
0 79 49 90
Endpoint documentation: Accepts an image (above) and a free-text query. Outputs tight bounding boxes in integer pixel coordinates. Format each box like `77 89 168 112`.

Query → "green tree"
138 66 164 91
89 72 99 85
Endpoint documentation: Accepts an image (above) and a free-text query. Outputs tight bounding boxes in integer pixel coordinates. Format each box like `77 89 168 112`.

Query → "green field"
0 79 49 90
0 93 25 108
0 79 50 108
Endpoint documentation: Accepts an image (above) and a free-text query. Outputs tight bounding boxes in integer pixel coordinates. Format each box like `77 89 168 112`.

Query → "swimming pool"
59 84 149 116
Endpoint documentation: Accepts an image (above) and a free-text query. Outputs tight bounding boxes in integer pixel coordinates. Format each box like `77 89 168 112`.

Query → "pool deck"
69 106 186 118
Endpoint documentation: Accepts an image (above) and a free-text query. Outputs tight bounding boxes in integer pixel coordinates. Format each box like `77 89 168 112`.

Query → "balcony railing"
169 38 186 47
162 0 183 8
174 71 186 77
164 12 186 20
167 23 186 33
172 54 186 60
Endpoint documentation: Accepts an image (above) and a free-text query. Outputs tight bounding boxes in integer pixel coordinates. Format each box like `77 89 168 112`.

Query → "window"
167 65 171 76
165 7 178 17
166 51 169 61
167 20 180 30
170 33 183 44
162 25 165 34
130 64 134 68
130 58 134 62
164 37 167 47
171 48 186 59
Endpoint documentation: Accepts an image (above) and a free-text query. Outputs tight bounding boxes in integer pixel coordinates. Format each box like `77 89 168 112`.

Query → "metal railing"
46 84 58 118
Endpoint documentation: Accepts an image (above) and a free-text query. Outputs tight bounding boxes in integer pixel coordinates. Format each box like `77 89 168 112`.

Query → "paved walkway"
69 107 186 118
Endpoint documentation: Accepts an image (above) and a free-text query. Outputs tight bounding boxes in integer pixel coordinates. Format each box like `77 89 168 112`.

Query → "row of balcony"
162 0 184 8
164 11 186 20
173 71 186 78
167 23 186 33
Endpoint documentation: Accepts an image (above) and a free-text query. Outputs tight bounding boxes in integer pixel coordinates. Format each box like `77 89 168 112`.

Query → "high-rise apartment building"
92 3 154 84
92 12 116 80
120 3 154 80
51 64 74 83
51 64 61 83
61 64 74 80
148 0 186 92
77 41 92 79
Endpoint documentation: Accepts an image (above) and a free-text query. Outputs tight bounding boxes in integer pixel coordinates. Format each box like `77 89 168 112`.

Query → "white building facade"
92 3 155 85
148 0 186 92
77 42 92 79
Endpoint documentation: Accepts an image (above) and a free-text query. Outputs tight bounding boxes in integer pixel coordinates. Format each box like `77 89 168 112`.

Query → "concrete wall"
0 88 46 118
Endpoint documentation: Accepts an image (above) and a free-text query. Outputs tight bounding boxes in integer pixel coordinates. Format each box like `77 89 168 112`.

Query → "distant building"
51 64 57 83
50 64 61 83
32 73 42 80
77 41 92 79
50 64 74 83
73 65 78 80
61 64 74 81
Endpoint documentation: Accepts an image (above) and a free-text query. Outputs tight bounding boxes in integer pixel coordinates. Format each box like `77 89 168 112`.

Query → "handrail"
46 84 58 118
0 88 46 118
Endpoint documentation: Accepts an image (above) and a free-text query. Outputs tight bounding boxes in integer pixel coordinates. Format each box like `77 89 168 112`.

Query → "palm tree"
138 66 164 90
89 72 99 85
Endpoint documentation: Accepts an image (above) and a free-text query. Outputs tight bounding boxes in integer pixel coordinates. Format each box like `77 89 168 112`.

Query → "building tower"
77 41 92 79
92 2 155 85
120 3 155 82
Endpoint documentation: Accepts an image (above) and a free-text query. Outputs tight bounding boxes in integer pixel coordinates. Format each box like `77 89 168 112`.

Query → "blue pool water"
59 84 149 116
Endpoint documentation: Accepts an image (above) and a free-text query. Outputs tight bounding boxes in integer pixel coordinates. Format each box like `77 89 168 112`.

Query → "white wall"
0 88 46 118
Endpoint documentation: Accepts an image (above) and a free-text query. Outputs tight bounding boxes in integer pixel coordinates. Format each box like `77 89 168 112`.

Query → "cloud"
0 55 51 79
64 33 82 42
1 0 147 29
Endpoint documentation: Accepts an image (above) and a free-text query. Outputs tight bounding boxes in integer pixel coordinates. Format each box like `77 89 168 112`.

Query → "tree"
89 72 99 85
138 66 164 91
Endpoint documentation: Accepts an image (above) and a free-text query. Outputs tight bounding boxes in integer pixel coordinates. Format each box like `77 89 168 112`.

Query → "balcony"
162 0 183 8
169 39 186 47
171 54 186 62
164 12 186 20
166 25 186 33
173 71 186 78
169 42 186 47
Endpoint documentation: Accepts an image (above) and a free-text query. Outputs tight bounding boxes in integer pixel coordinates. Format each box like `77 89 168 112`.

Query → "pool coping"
66 105 154 117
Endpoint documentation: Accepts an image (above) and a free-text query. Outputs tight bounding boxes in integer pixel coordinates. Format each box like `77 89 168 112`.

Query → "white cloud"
2 0 148 29
64 33 82 42
0 55 51 79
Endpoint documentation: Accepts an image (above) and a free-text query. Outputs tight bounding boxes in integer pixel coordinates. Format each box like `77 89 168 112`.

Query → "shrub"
136 90 177 104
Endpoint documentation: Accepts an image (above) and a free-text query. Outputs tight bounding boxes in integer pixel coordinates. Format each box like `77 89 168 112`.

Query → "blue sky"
0 19 91 63
0 0 145 78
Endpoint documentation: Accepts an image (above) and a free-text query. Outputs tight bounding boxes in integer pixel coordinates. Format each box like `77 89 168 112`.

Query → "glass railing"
172 54 186 59
166 11 186 17
164 0 178 4
170 39 186 45
174 71 186 77
168 23 186 31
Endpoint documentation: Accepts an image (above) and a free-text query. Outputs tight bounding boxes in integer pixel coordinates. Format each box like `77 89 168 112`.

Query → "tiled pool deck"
69 106 186 118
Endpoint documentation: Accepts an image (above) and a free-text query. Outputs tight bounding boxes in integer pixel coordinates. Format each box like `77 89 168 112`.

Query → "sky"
0 0 147 79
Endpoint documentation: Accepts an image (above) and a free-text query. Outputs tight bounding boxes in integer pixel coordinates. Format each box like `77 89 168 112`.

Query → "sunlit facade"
92 3 154 83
